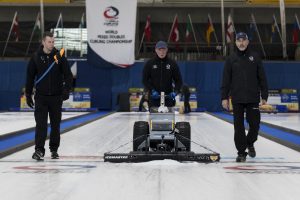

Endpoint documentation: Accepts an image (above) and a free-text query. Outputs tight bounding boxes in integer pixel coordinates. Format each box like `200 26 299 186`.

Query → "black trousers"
232 103 260 154
34 94 63 153
138 95 147 111
184 93 191 113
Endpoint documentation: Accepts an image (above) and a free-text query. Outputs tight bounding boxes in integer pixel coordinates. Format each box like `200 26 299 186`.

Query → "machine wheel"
133 121 149 151
175 122 191 151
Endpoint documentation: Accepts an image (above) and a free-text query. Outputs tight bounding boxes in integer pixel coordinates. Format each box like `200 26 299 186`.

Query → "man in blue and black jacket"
143 41 182 108
221 32 268 162
25 31 73 160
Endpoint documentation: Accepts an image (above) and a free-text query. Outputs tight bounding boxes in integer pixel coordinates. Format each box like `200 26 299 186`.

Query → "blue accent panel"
0 61 27 110
212 112 300 146
0 111 110 152
76 61 112 109
1 60 300 111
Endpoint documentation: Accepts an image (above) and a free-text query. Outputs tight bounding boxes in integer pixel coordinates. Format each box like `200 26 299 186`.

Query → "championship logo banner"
86 0 137 67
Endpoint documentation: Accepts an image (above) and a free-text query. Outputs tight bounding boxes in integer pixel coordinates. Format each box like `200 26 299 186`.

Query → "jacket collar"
235 46 249 57
155 54 168 62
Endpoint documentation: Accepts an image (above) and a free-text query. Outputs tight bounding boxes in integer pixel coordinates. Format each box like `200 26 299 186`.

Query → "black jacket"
221 48 268 104
25 46 73 96
143 55 182 94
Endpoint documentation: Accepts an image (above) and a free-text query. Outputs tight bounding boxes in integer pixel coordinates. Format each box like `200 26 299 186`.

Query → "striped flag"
206 17 214 46
170 15 179 43
12 14 20 42
293 14 300 45
226 14 235 43
144 15 151 42
185 16 192 42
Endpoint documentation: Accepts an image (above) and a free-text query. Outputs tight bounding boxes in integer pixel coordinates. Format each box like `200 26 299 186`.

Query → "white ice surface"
0 112 88 135
261 113 300 132
0 112 300 200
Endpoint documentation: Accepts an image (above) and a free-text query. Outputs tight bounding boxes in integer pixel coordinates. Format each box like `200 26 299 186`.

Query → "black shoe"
32 150 44 161
51 151 59 159
236 153 247 162
248 146 256 158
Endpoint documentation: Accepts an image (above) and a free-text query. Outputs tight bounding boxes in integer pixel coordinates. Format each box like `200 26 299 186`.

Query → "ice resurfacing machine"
104 92 220 163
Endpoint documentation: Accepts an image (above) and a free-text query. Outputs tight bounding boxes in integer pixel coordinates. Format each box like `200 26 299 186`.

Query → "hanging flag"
34 13 41 39
294 14 300 45
185 15 192 42
226 14 235 43
270 15 282 44
170 15 179 43
292 21 299 44
79 13 85 28
2 11 19 56
271 17 276 43
206 17 214 46
12 15 20 42
25 12 41 56
144 15 151 42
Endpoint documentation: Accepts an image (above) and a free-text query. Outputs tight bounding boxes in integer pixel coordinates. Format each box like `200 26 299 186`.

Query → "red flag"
170 16 179 43
144 15 151 42
292 21 299 45
185 16 192 42
226 15 234 43
12 16 20 42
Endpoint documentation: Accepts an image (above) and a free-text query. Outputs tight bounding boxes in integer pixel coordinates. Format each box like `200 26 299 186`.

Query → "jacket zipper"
47 55 51 95
160 60 163 93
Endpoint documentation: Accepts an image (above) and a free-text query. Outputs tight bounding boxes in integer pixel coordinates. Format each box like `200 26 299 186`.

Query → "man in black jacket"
221 32 268 162
25 31 73 160
143 41 182 107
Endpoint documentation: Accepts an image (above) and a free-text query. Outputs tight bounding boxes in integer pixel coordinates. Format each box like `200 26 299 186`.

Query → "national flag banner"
12 15 20 42
86 0 137 67
292 21 299 44
185 16 192 42
270 15 282 44
226 14 234 43
206 17 214 46
271 17 276 43
144 15 151 42
170 15 179 43
34 13 41 38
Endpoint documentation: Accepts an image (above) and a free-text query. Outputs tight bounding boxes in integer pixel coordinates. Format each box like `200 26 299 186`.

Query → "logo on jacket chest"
152 64 171 69
40 55 50 64
249 56 254 62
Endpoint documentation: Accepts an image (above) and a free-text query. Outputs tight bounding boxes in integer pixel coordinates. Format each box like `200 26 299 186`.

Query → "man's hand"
151 89 160 99
170 92 177 100
261 99 267 105
26 95 34 108
62 89 69 101
222 99 229 110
